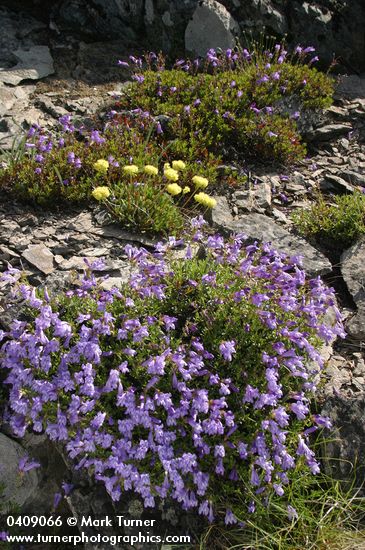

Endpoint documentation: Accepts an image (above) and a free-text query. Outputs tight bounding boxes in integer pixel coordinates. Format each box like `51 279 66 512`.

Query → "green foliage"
121 58 333 165
292 192 365 249
200 462 365 550
0 44 334 236
1 126 157 204
109 178 184 235
0 123 214 236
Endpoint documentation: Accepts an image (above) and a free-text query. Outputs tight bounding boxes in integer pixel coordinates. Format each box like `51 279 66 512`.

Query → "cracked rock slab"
214 212 332 277
0 46 54 85
22 244 55 275
341 239 365 339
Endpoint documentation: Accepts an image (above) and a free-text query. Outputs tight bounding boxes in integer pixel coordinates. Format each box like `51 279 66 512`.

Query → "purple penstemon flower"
18 455 41 473
53 492 62 510
219 340 236 362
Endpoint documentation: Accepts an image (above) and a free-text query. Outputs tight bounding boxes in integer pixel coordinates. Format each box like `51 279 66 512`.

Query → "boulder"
0 433 39 509
341 239 365 340
322 395 365 494
185 0 240 56
53 0 144 40
0 46 54 85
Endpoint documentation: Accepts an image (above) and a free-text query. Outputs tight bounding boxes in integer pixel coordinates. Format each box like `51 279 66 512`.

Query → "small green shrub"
0 122 217 236
107 178 184 235
119 46 333 165
292 192 365 249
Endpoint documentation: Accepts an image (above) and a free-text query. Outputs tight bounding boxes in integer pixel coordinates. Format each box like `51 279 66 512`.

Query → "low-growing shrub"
118 45 333 165
292 192 365 249
0 43 333 235
0 121 217 235
0 219 344 525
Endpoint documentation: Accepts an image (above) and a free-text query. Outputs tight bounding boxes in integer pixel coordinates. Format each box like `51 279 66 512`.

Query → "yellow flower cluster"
93 159 109 174
194 192 216 208
192 175 209 189
172 160 186 171
164 166 179 182
123 164 139 175
182 186 190 194
92 186 110 201
166 183 182 195
144 165 159 176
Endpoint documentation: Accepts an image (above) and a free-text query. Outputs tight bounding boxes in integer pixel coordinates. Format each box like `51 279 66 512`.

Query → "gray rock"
272 208 290 224
99 275 130 290
322 355 352 397
211 196 234 225
274 96 321 135
58 256 104 271
335 75 365 101
22 245 55 275
341 239 365 339
66 211 94 233
214 212 332 277
0 46 54 85
92 225 159 248
81 247 111 257
53 0 142 40
42 271 74 295
322 395 365 494
233 189 255 212
0 85 17 115
353 353 365 377
144 0 154 25
185 0 240 56
0 433 39 509
19 433 69 516
232 181 271 212
338 170 365 187
0 244 20 259
326 105 350 120
306 124 352 142
254 181 272 209
59 256 129 276
319 174 355 194
35 98 69 119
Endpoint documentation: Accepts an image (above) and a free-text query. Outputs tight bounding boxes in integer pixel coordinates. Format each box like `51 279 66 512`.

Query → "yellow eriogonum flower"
144 165 159 176
123 164 139 175
182 186 190 194
164 162 171 170
192 175 209 189
166 183 182 196
92 186 110 201
172 160 186 171
93 159 109 173
194 192 216 208
164 168 179 182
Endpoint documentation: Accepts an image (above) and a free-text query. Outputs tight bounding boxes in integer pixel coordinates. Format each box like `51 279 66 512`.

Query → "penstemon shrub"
0 218 344 524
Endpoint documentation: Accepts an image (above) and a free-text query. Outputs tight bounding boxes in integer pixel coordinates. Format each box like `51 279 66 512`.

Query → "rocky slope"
1 2 365 547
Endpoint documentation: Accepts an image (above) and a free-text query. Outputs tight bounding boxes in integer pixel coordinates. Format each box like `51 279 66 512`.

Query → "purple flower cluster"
125 44 318 80
0 221 344 525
